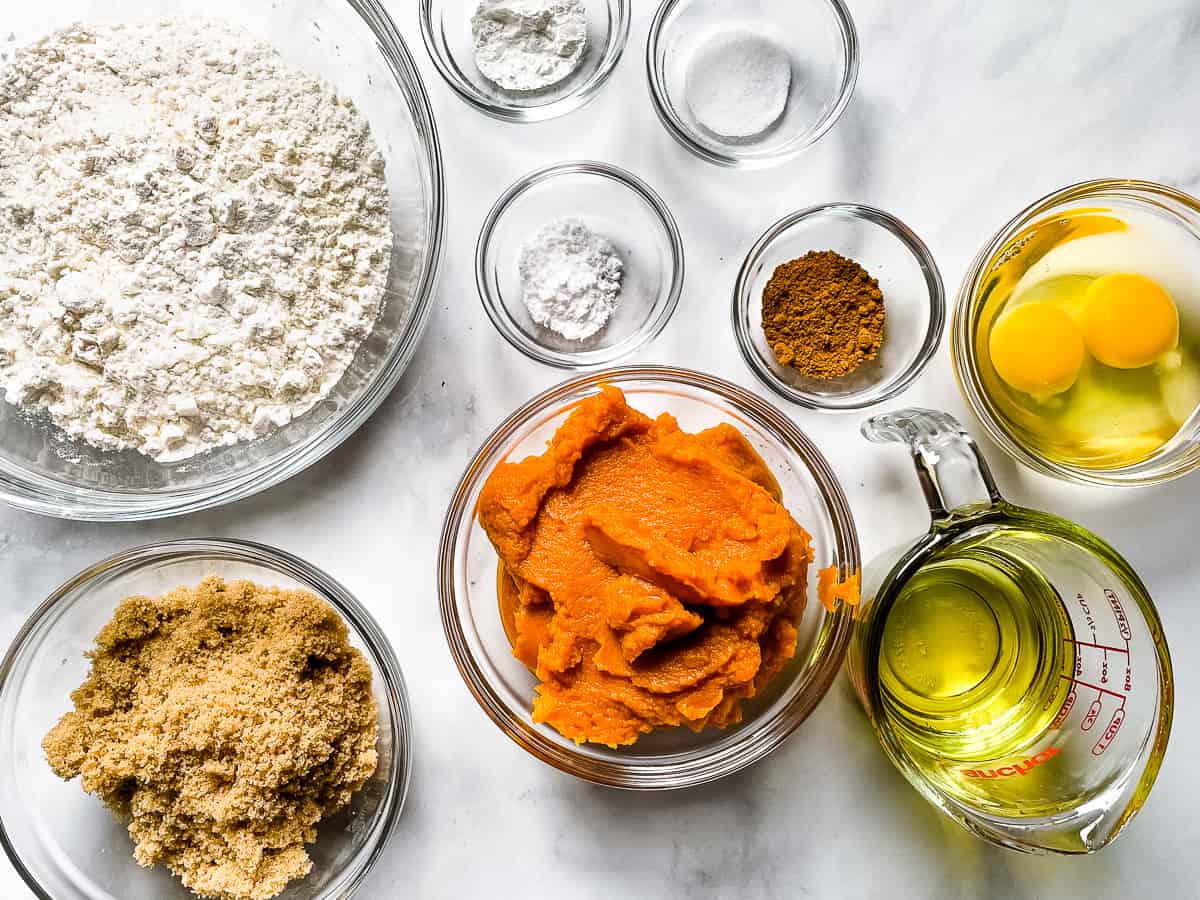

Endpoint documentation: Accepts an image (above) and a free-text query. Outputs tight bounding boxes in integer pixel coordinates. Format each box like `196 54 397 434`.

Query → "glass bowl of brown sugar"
0 539 411 900
733 203 945 411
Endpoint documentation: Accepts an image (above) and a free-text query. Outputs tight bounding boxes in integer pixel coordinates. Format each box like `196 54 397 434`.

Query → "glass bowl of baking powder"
0 1 445 520
421 0 630 122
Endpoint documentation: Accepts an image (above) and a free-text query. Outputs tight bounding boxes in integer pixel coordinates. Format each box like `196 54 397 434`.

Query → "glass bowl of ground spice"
477 161 686 368
733 204 946 411
439 366 860 788
0 539 412 900
421 0 631 122
647 0 859 168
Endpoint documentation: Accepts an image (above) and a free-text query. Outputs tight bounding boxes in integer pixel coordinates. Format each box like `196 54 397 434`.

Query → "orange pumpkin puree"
478 385 813 748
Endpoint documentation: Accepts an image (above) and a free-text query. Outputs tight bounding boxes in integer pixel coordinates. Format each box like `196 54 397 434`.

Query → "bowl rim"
419 0 632 123
951 177 1200 487
732 202 946 411
645 0 860 169
0 0 446 522
437 365 860 789
0 537 412 900
475 161 686 370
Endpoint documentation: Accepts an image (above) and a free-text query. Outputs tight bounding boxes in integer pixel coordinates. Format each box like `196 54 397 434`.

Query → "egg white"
1009 206 1200 326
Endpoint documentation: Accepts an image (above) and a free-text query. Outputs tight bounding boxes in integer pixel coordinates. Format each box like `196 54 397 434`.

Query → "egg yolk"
1082 273 1178 369
989 302 1085 398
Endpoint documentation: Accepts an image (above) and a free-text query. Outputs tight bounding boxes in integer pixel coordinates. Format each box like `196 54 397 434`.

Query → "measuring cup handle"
862 408 1003 520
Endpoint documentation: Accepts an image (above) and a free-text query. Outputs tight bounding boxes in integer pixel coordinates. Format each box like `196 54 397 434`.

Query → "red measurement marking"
1060 675 1128 702
1065 637 1129 654
1105 590 1132 641
1082 699 1102 731
961 747 1062 779
1092 708 1125 756
1051 688 1076 729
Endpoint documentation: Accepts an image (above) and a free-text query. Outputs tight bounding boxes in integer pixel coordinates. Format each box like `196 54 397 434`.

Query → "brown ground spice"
761 250 886 379
42 577 379 900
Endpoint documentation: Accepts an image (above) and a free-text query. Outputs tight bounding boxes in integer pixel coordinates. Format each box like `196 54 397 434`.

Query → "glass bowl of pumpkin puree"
439 366 860 789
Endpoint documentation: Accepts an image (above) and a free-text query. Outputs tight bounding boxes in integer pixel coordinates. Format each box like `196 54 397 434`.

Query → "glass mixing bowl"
476 162 685 369
0 1 444 520
0 539 413 900
954 179 1200 487
646 0 858 168
438 366 860 789
733 204 945 411
420 0 630 122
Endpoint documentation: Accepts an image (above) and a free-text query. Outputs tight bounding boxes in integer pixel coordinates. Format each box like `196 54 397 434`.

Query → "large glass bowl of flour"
0 1 444 521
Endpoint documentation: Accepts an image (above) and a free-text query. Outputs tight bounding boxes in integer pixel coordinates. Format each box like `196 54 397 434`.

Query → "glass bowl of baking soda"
421 0 630 122
647 0 859 168
477 161 685 368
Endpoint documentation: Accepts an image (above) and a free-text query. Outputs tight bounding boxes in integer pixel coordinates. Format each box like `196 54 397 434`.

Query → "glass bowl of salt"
647 0 859 168
476 161 685 368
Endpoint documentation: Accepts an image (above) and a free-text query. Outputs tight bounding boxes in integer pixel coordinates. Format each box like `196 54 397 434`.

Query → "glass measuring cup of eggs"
954 180 1200 486
847 409 1173 854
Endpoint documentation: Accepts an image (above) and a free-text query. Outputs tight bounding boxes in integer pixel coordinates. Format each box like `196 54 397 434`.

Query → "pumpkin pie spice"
761 250 886 379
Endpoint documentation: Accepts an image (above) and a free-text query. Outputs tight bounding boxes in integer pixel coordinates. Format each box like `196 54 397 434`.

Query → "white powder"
0 19 392 462
518 219 623 342
685 30 793 139
471 0 588 93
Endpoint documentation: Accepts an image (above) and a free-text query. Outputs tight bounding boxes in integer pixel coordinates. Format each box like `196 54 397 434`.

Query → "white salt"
685 29 793 140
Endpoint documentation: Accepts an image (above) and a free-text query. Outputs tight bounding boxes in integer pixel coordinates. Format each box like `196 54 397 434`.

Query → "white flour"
686 30 793 139
471 0 588 93
0 19 392 462
518 218 623 341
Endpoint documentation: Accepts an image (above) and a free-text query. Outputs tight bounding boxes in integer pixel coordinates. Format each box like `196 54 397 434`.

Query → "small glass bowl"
438 366 860 789
647 0 858 168
477 162 685 369
954 179 1200 487
733 204 946 411
0 539 412 900
420 0 630 122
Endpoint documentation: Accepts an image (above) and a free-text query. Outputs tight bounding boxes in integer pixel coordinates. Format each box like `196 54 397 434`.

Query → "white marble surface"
4 0 1200 896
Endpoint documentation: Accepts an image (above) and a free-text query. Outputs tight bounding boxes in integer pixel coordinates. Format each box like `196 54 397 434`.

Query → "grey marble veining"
3 1 1199 897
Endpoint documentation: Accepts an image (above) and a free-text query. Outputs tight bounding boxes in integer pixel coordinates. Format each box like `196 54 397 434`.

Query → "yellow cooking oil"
877 531 1077 815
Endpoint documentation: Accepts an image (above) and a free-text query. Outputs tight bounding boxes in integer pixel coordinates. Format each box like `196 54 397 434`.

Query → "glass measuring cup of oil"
848 408 1173 853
